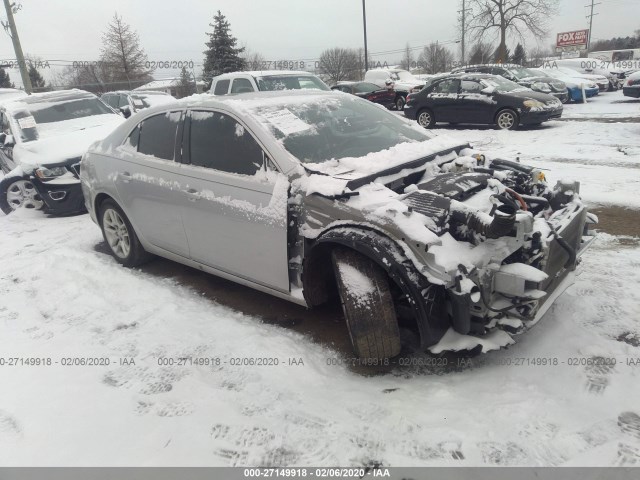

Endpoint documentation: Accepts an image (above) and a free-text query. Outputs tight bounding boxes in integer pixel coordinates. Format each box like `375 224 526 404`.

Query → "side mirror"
119 106 132 118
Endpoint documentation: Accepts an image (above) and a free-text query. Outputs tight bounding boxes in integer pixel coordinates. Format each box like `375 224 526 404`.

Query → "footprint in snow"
615 412 640 466
584 356 616 394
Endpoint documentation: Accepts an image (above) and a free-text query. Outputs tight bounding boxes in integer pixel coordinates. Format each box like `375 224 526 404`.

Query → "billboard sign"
556 29 589 48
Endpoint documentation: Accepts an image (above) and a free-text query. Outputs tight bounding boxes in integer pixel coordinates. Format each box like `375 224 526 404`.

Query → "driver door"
178 110 290 292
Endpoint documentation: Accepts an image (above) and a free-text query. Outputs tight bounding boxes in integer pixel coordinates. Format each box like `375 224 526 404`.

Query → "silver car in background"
81 91 595 360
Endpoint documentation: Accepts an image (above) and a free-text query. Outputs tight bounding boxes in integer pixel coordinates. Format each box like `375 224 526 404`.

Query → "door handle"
185 188 201 202
120 171 132 183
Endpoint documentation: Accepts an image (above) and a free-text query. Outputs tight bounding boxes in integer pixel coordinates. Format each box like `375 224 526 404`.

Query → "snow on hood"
14 114 124 168
303 135 467 180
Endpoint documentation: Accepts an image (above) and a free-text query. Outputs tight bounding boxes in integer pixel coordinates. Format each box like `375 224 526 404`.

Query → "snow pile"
334 261 376 307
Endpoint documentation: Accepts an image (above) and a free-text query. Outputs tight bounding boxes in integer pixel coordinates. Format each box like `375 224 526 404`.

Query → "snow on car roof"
218 70 315 78
2 89 97 112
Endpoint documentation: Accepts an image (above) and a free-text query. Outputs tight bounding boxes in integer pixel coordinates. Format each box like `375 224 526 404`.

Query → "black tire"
395 95 406 111
0 176 44 215
417 108 435 128
495 108 519 130
560 95 570 104
331 247 401 360
99 199 152 267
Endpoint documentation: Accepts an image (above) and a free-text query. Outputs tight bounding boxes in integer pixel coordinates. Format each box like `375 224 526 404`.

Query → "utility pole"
2 0 32 94
459 0 472 64
362 0 369 72
585 0 601 52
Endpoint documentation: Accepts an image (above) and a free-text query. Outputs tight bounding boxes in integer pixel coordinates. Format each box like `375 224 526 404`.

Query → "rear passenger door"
457 79 495 124
113 111 191 258
178 109 290 292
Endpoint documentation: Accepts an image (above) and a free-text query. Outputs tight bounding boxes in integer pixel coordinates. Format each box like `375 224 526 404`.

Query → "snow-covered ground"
1 92 639 467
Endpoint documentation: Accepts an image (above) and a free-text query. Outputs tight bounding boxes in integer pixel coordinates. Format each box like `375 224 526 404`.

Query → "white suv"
209 71 330 95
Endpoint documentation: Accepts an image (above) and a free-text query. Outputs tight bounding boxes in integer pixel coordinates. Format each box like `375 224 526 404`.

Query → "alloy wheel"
418 111 432 128
103 208 131 259
6 180 44 211
497 112 516 130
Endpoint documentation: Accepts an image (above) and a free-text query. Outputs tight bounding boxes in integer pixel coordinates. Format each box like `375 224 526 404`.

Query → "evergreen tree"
493 45 511 63
0 68 15 88
176 66 196 98
28 63 47 91
203 11 245 85
511 43 527 66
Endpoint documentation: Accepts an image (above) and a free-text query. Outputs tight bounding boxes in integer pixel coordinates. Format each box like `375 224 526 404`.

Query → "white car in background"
209 71 330 96
364 68 426 110
541 65 610 92
101 91 177 118
531 68 600 103
0 89 124 215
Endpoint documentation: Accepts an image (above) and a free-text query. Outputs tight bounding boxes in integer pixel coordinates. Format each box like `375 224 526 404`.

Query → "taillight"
406 93 413 103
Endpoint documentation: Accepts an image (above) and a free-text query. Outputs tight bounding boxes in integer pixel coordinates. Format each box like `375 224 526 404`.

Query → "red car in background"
331 82 397 109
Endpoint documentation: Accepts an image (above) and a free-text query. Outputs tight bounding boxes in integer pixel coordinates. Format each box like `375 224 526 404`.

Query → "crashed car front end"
300 149 596 352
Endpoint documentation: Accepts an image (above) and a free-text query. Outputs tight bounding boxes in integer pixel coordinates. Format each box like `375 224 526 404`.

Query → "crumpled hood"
14 114 124 168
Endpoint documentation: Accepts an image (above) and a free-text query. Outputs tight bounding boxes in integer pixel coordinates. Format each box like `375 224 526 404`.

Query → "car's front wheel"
495 109 519 130
417 109 435 128
0 177 44 215
332 247 401 360
99 199 152 267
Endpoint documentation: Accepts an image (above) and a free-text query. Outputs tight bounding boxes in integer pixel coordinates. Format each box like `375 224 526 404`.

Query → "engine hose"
553 231 577 268
505 188 528 211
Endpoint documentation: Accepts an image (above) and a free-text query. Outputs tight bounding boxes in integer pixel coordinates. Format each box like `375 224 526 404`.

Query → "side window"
213 79 230 95
189 110 262 176
432 79 460 94
118 95 130 108
461 80 482 93
137 112 182 161
124 124 140 150
230 78 255 93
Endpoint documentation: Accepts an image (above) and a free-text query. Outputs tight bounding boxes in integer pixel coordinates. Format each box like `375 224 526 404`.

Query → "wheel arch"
303 225 450 348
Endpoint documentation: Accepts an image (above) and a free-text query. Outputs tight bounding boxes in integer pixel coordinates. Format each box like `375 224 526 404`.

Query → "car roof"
103 90 169 96
216 70 316 79
2 89 97 112
453 63 525 71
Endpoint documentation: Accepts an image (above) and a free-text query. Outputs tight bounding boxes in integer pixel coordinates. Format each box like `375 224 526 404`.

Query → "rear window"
213 79 230 95
256 75 329 91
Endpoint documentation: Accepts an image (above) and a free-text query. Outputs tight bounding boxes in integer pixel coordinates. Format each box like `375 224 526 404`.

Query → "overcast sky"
1 0 638 87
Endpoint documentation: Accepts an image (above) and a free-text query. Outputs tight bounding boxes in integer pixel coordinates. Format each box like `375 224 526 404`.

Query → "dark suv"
452 64 569 104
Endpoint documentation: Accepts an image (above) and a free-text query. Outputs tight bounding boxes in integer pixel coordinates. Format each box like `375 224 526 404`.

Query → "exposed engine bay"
298 147 598 348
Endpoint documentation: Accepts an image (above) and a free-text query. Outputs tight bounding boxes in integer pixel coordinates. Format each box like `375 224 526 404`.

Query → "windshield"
12 97 116 142
257 75 329 92
250 96 432 164
480 76 525 92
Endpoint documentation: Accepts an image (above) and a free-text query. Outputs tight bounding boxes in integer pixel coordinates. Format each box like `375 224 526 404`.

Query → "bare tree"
468 41 494 64
400 43 414 71
318 47 360 85
242 49 266 71
468 0 559 63
100 13 152 89
56 63 111 94
417 43 455 74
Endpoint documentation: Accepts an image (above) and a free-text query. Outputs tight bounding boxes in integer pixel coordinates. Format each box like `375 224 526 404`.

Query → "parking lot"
0 91 639 466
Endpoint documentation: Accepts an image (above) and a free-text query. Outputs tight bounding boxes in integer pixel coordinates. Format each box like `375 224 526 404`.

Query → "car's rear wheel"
331 247 401 360
417 109 435 128
395 95 406 111
0 177 44 215
99 199 152 267
495 109 519 130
